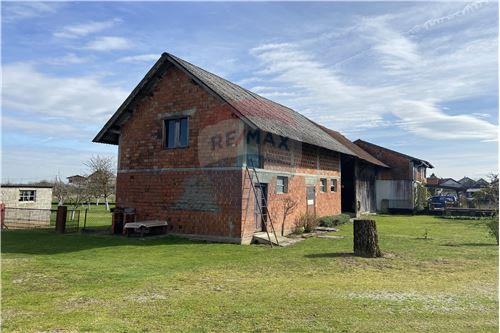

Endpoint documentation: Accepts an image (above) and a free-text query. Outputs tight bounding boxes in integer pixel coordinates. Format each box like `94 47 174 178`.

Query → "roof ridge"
165 53 356 156
355 139 433 168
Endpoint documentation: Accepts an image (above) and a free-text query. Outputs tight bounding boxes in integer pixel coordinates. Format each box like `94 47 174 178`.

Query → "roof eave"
93 54 169 145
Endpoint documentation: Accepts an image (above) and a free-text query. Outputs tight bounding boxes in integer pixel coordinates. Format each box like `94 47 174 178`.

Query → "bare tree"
66 179 89 219
473 173 499 209
53 176 68 206
280 196 298 236
85 155 115 211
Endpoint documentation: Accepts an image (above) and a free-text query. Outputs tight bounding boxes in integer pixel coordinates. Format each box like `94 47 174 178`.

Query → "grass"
51 203 114 228
2 215 498 332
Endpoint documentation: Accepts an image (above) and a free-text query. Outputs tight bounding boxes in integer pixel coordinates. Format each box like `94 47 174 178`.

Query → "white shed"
1 185 53 209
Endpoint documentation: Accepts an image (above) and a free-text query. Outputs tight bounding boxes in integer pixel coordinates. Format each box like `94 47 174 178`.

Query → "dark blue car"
428 195 456 211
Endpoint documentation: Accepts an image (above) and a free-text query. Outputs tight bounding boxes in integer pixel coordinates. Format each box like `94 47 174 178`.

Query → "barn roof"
315 124 388 168
354 139 434 168
93 53 356 157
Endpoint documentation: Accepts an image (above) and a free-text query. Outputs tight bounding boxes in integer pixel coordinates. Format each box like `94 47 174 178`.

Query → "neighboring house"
354 140 433 211
0 184 53 209
426 173 440 187
458 176 476 189
435 178 464 197
93 52 434 243
474 178 490 188
462 177 491 205
67 175 87 186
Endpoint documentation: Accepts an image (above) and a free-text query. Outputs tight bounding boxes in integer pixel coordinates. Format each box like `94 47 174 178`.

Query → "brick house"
94 53 429 243
354 140 433 211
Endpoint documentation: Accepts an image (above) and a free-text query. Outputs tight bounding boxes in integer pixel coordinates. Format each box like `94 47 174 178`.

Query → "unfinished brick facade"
112 64 342 243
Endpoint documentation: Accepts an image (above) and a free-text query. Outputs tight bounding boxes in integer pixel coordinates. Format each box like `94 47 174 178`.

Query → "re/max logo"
210 129 289 151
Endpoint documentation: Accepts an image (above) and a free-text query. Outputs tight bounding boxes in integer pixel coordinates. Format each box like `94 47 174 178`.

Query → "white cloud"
2 115 88 139
1 146 116 182
45 53 91 65
118 54 159 63
360 16 421 71
249 27 497 142
408 1 489 35
2 63 128 123
84 36 132 51
2 2 61 22
54 18 121 38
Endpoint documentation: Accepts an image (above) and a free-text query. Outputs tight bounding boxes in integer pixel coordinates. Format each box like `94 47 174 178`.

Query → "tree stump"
353 219 382 258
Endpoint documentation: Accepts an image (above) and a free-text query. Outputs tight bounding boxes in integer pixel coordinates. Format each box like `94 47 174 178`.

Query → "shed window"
165 117 188 148
19 190 36 202
276 176 288 194
320 178 327 192
330 179 337 192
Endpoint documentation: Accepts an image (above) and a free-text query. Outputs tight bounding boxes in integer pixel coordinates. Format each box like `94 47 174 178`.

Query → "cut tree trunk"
353 219 382 258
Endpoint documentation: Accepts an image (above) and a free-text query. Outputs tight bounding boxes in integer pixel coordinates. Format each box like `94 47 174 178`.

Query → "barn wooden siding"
356 162 377 214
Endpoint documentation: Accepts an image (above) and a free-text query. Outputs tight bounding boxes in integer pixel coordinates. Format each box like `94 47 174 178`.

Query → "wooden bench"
123 220 168 237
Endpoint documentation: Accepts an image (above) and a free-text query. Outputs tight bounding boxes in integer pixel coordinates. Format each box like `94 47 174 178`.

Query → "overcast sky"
2 1 498 182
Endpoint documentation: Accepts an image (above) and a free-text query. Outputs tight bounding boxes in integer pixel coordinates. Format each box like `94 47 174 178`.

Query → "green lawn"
51 203 114 228
2 215 498 332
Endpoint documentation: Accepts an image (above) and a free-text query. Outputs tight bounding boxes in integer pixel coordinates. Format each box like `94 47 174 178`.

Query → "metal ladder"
245 164 280 247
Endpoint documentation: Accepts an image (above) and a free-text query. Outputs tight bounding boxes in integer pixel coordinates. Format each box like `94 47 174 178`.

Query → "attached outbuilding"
354 140 433 212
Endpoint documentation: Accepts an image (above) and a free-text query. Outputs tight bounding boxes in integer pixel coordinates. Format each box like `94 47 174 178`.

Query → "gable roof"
94 52 356 157
458 176 476 188
354 139 434 168
474 178 490 187
439 178 463 189
315 124 388 168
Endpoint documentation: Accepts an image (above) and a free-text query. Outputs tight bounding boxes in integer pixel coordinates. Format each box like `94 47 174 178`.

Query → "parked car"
428 195 457 211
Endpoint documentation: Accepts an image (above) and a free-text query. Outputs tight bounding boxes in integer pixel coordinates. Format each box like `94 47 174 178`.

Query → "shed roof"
354 139 434 168
1 184 53 188
93 53 356 157
315 124 388 168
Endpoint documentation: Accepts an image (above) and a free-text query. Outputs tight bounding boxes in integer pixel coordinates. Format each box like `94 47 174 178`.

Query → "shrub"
486 216 499 245
294 213 318 233
317 214 351 227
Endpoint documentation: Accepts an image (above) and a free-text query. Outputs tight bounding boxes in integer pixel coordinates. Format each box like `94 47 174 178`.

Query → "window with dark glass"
320 178 327 192
276 176 288 194
165 117 188 148
19 190 36 202
330 179 337 192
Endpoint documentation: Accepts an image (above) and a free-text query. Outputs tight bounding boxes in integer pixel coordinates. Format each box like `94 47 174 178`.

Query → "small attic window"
165 117 188 148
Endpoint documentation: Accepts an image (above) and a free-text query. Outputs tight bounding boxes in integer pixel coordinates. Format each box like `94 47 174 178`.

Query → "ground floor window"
19 190 36 202
320 178 327 192
330 179 338 192
276 176 288 194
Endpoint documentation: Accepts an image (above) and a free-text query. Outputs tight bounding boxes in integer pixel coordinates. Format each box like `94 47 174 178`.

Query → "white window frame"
19 190 36 202
276 176 288 194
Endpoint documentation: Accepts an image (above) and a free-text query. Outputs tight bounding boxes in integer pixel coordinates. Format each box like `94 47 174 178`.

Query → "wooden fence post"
56 206 67 233
353 219 382 258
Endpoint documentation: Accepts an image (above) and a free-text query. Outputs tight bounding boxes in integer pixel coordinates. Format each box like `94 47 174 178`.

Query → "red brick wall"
116 64 343 243
241 141 341 240
355 142 411 180
116 170 242 239
119 66 243 170
116 66 245 241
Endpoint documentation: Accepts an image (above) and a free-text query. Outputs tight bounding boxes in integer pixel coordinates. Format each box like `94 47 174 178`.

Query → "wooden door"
254 184 268 231
306 186 315 215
